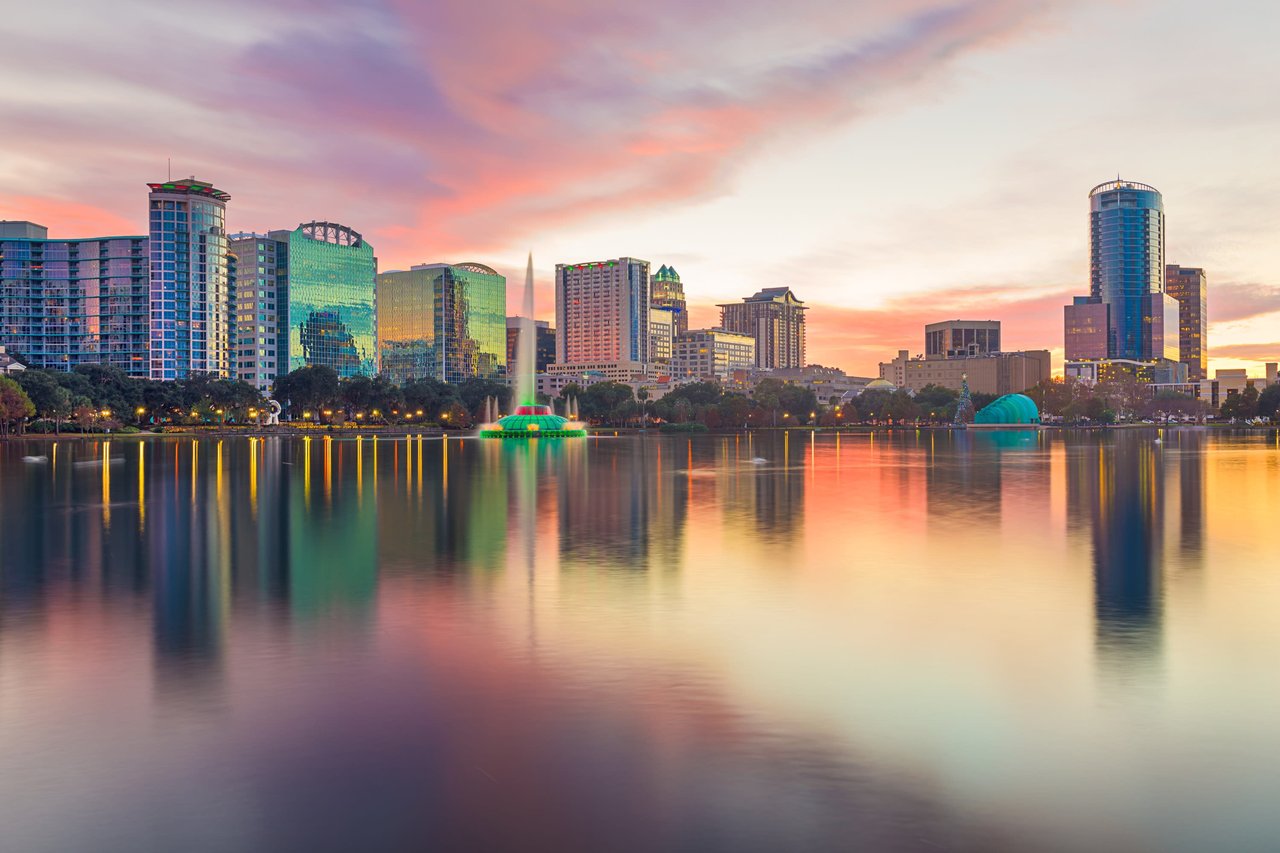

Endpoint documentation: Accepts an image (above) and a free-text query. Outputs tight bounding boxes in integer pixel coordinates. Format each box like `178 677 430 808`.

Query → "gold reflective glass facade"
377 263 506 384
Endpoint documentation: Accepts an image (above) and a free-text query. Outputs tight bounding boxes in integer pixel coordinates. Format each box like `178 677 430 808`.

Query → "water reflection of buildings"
1065 432 1201 678
376 437 508 577
556 437 687 570
710 432 804 542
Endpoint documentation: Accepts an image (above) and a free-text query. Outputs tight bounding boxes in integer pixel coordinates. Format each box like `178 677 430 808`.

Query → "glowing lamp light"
303 412 312 420
527 423 540 431
322 410 332 417
100 409 111 418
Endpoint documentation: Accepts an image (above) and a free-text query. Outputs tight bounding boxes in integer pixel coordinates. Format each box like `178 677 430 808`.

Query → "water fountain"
480 255 587 439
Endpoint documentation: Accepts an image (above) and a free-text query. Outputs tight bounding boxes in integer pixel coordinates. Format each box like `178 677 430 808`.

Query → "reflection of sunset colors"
4 1 1279 375
0 433 1278 849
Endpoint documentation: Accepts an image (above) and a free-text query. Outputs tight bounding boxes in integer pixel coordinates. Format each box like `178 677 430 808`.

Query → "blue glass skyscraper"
147 178 233 379
1088 179 1165 361
1066 178 1179 368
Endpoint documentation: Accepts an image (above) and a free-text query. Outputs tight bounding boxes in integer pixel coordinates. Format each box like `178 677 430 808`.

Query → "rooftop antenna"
168 157 172 181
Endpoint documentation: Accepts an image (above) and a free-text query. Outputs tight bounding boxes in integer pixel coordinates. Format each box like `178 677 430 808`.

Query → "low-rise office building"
880 349 1051 396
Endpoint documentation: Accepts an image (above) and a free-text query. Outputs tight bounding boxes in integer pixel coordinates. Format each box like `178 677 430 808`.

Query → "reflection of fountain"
480 254 585 439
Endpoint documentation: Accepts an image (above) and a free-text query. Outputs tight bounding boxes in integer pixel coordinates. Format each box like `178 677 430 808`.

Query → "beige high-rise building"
554 257 650 370
718 287 806 369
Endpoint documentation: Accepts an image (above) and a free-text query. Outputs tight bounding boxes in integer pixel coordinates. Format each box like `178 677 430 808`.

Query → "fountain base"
479 405 586 439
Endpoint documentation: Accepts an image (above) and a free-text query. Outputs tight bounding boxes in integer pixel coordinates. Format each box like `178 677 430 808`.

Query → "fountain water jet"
480 254 586 438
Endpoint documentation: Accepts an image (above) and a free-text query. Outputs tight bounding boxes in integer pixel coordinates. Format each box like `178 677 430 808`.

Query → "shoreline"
3 422 1273 441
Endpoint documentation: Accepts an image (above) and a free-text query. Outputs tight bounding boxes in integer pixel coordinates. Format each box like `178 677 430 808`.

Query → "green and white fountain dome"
480 404 586 438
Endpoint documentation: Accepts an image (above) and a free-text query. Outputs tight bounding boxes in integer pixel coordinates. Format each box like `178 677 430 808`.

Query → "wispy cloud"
0 0 1058 266
1209 282 1280 323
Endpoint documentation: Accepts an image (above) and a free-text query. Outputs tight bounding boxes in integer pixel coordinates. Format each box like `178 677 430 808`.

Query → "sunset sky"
2 0 1277 376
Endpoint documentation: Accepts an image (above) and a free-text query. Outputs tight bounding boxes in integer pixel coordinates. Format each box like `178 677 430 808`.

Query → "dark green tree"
1219 385 1260 421
273 365 340 418
1256 383 1280 420
401 377 458 421
579 381 634 424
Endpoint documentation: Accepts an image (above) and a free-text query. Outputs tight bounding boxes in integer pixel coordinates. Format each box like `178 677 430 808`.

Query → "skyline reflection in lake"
0 430 1277 852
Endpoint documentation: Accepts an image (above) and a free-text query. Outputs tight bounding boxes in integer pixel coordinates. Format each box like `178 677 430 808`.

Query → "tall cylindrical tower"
1088 179 1165 361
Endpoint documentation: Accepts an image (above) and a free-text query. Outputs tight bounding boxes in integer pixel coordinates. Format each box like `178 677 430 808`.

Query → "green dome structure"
480 405 587 438
974 393 1040 426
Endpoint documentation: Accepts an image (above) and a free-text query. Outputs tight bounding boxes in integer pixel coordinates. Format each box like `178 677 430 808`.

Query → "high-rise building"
649 306 677 367
228 232 289 391
1165 265 1208 381
505 317 554 374
0 221 150 375
284 222 377 377
376 263 506 384
651 264 687 335
1064 179 1182 378
925 320 1000 359
672 328 755 380
147 178 233 379
1074 179 1167 361
554 258 650 369
718 287 807 369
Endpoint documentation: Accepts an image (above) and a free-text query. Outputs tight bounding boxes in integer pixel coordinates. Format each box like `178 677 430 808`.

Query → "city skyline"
1 1 1277 377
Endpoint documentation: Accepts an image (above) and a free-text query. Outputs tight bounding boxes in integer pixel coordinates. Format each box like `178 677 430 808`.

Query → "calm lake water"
1 429 1278 852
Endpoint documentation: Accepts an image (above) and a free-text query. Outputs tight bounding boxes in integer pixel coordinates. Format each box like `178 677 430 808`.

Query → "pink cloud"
0 196 139 240
0 0 1059 269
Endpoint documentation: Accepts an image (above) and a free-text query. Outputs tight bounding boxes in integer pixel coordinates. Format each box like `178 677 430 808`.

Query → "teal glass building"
376 263 506 384
283 222 376 377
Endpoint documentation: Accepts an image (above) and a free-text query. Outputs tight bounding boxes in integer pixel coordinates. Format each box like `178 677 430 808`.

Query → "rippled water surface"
1 430 1278 852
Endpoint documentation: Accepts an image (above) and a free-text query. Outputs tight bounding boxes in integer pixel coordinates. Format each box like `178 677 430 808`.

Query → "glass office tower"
0 221 150 375
284 222 376 377
1088 179 1165 361
376 263 506 384
147 178 232 379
